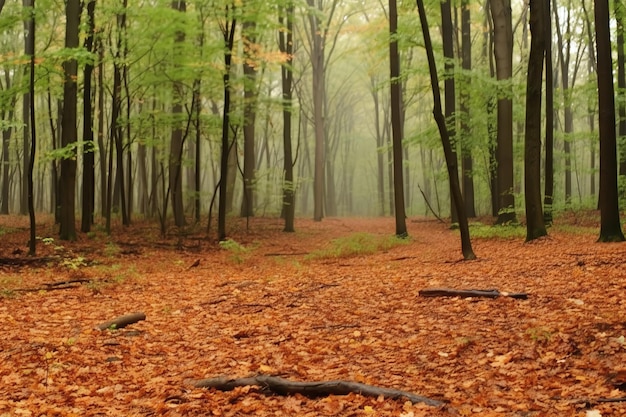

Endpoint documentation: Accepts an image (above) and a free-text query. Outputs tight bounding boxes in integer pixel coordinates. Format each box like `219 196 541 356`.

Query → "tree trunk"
524 0 547 241
390 0 407 237
595 0 625 242
169 0 186 228
460 0 476 218
441 0 457 223
81 0 96 233
489 0 516 224
553 0 573 204
280 3 295 232
241 20 257 218
416 0 476 260
25 0 36 255
308 0 326 222
218 17 236 241
616 0 626 178
59 0 80 241
543 0 555 225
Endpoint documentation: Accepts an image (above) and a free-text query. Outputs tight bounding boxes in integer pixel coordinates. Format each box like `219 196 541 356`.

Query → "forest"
2 0 626 415
0 0 623 245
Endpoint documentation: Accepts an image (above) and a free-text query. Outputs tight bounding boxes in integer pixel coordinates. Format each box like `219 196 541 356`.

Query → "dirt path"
1 216 625 416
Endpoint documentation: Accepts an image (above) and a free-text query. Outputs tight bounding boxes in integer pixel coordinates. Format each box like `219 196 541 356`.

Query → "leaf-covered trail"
1 216 625 416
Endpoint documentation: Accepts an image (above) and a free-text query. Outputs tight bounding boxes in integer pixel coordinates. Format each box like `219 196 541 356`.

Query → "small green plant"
61 256 87 270
526 327 552 344
307 232 409 260
1 289 15 298
219 239 249 263
104 242 121 257
468 222 525 239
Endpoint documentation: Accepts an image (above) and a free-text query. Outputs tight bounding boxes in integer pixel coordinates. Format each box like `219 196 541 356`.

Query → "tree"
59 0 80 241
595 0 625 242
389 0 407 237
280 1 296 233
524 0 547 241
553 0 574 204
440 0 457 223
240 17 258 218
218 8 236 241
81 0 96 233
416 0 475 260
489 0 516 224
460 0 476 218
169 0 186 228
25 0 35 255
543 0 554 225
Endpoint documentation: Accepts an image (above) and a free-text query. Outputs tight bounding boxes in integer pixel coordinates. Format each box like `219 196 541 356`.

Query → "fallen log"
189 375 445 407
96 312 146 330
419 288 528 300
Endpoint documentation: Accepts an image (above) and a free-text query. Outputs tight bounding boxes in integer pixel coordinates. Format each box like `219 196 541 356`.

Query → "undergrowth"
306 232 409 260
468 222 526 239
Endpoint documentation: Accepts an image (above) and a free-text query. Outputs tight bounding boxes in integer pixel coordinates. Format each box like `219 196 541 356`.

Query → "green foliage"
468 222 525 239
526 327 552 344
219 239 250 263
306 232 409 260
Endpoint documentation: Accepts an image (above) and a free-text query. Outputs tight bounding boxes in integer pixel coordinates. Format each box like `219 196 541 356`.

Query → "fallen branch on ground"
419 288 528 300
96 312 146 330
12 279 94 293
188 375 445 407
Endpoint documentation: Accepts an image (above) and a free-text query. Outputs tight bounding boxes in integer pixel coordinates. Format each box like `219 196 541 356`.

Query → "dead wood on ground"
419 288 528 300
96 312 146 330
189 375 445 407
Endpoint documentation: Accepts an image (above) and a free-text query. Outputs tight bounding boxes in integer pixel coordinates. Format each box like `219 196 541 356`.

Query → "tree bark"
416 0 475 260
390 0 407 237
81 0 96 233
96 312 146 331
419 288 527 299
489 0 516 224
524 0 547 242
280 3 295 232
595 0 625 242
59 0 80 241
189 375 445 407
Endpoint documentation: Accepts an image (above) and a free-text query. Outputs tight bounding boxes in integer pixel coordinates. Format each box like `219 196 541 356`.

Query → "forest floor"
0 213 625 416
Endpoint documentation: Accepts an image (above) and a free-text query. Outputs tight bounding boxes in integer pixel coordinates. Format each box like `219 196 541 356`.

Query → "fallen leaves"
0 216 625 415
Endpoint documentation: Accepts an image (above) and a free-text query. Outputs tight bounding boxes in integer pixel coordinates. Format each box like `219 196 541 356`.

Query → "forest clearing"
1 214 625 416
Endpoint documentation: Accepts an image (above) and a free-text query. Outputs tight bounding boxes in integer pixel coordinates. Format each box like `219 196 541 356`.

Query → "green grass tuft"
306 232 409 260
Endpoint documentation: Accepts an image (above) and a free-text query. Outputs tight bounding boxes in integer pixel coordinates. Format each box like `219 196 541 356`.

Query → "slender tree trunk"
241 20 257 218
371 77 386 216
280 3 295 232
416 0 475 259
21 0 32 216
553 0 573 204
615 0 626 178
595 0 625 241
543 0 555 224
441 0 457 223
81 0 96 233
389 0 407 237
490 0 516 224
97 42 106 217
524 0 547 241
169 0 186 227
218 16 236 241
308 0 326 222
59 0 80 240
460 0 476 217
25 0 36 254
